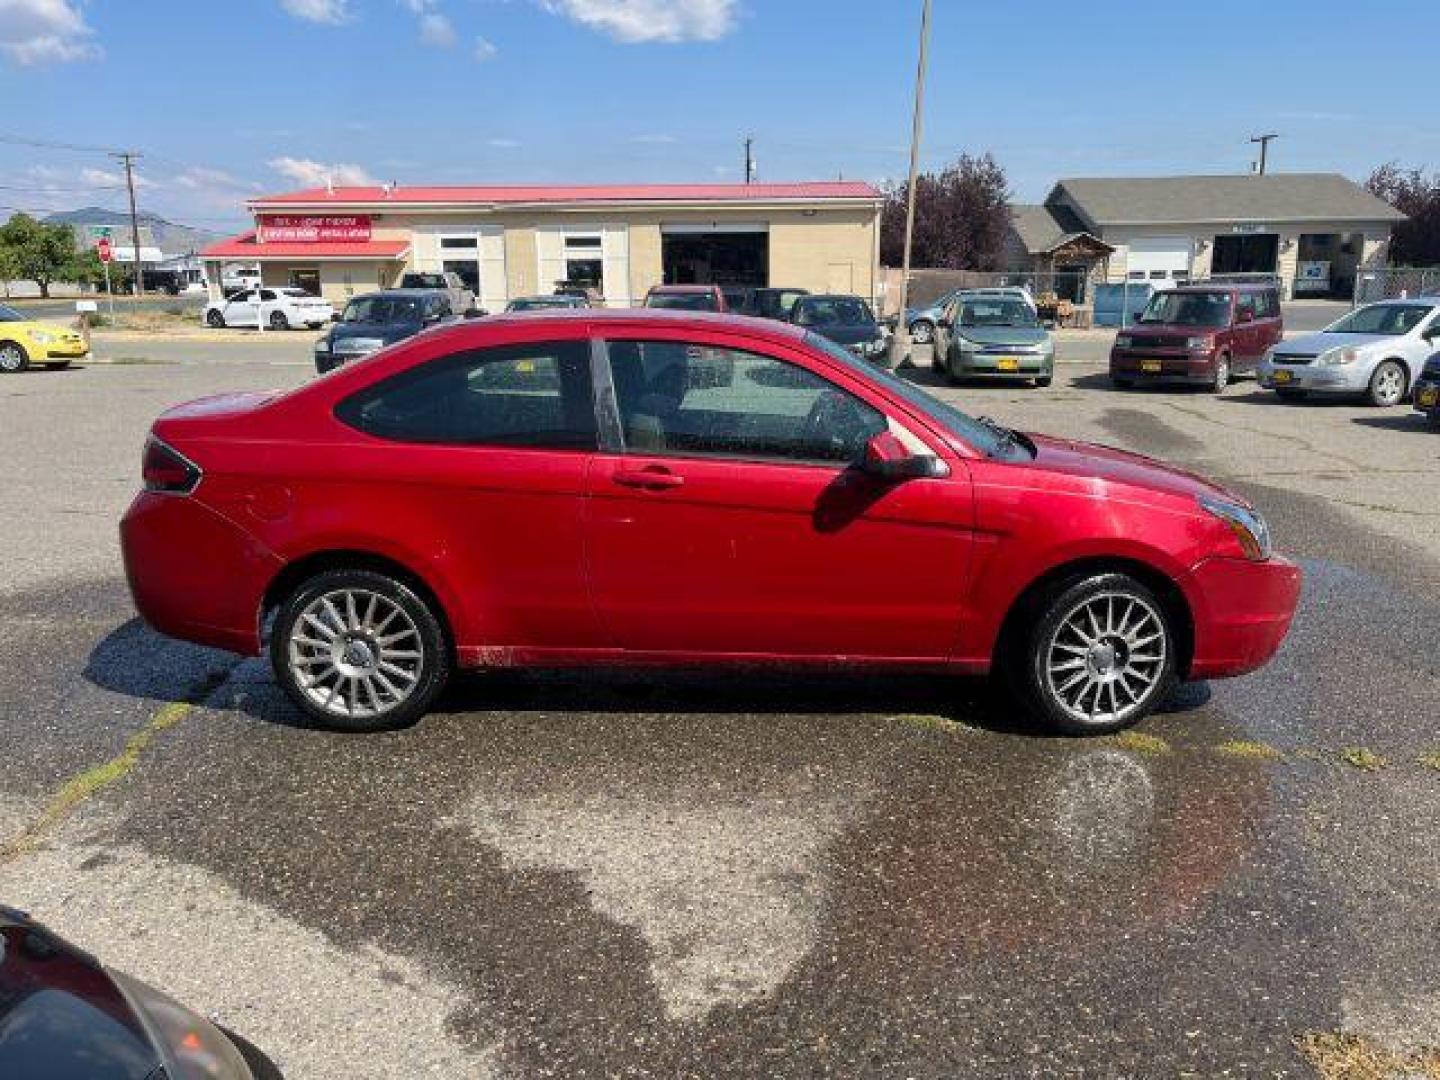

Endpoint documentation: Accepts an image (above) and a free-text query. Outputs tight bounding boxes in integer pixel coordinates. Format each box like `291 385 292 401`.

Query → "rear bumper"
1182 554 1301 679
120 491 281 656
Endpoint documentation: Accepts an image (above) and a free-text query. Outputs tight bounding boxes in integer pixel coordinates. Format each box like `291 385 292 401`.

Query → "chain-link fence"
1354 267 1440 304
878 267 1092 317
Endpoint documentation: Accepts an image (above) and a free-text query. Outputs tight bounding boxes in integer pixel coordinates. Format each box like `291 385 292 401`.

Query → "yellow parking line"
0 702 192 866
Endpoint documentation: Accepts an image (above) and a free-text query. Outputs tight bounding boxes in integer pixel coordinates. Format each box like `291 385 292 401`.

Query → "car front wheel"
268 310 290 331
1014 572 1177 736
271 569 450 732
206 309 226 328
1366 360 1407 407
910 320 934 345
0 341 29 373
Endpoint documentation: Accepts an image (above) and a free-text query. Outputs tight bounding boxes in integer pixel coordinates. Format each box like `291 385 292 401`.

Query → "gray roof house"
1006 173 1404 300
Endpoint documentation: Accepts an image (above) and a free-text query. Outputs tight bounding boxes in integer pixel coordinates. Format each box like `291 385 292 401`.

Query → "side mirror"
1131 311 1144 324
860 431 944 481
1237 308 1254 324
463 307 487 319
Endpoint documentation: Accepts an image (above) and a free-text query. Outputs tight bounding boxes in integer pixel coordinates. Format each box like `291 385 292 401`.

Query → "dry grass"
1338 747 1388 771
1215 738 1284 761
1418 751 1440 772
1110 730 1171 755
1296 1030 1440 1079
895 714 967 736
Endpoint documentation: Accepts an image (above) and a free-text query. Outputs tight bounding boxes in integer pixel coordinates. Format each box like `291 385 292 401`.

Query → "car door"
224 290 259 327
1232 292 1261 367
585 330 975 660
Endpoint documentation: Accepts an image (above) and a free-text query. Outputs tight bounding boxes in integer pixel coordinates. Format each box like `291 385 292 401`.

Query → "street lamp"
888 0 932 370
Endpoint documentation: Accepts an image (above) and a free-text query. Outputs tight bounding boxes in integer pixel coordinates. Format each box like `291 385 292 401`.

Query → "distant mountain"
42 207 227 256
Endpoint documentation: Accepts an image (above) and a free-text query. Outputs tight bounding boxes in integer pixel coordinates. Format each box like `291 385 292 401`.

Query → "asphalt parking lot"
2 341 1438 1077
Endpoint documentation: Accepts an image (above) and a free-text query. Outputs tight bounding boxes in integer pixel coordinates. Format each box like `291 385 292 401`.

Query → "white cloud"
630 133 679 144
0 0 101 66
539 0 737 43
487 138 521 149
417 11 455 46
268 156 377 188
279 0 350 24
173 166 261 193
473 34 497 60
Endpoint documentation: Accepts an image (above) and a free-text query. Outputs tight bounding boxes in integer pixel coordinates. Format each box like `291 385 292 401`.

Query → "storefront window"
440 235 481 294
563 235 604 295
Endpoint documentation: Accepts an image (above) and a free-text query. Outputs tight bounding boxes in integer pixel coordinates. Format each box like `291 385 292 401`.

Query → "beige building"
201 182 883 310
1004 173 1404 301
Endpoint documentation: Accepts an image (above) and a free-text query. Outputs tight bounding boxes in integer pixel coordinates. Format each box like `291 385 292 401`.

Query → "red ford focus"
121 310 1300 735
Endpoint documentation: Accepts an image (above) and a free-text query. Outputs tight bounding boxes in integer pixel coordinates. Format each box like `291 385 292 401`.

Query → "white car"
1259 298 1440 406
204 288 334 331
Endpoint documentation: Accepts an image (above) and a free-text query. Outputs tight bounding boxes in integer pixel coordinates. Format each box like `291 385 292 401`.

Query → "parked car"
1414 352 1440 426
1258 298 1440 406
314 289 459 373
0 904 281 1079
790 294 888 360
643 285 727 312
721 285 753 313
906 287 1035 344
120 309 1299 737
397 271 478 317
505 295 589 312
932 293 1054 386
1110 283 1282 393
220 267 261 293
205 288 334 331
0 303 89 373
741 287 810 321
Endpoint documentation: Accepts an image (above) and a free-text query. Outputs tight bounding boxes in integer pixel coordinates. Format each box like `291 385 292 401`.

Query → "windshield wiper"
976 415 1035 459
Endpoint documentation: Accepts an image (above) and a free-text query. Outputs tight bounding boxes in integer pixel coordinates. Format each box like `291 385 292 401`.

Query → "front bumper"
1182 554 1302 680
1110 348 1216 384
1411 376 1439 419
949 350 1052 377
1257 358 1371 394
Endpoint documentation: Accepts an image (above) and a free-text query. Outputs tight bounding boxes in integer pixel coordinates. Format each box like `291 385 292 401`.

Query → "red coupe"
121 310 1300 735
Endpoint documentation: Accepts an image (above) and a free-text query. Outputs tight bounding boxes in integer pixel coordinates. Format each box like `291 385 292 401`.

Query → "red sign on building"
258 215 373 243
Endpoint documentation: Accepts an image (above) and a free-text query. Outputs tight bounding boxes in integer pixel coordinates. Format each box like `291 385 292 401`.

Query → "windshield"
803 331 1010 458
1325 302 1434 336
793 297 875 328
0 304 23 322
342 297 423 324
646 292 716 311
508 298 571 311
1139 291 1232 328
402 274 446 288
957 298 1038 328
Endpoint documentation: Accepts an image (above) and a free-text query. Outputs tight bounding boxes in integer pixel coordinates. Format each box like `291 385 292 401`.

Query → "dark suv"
1109 283 1282 393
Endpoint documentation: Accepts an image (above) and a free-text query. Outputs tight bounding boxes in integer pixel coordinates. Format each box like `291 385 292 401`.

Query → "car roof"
1361 296 1436 306
420 306 812 342
345 289 436 301
647 284 720 293
796 293 869 303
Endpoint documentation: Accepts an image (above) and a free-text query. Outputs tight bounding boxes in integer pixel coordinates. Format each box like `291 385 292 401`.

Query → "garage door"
1126 237 1192 284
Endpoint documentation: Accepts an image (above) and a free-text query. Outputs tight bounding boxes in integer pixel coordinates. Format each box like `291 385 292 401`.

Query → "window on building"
439 235 481 295
563 234 604 295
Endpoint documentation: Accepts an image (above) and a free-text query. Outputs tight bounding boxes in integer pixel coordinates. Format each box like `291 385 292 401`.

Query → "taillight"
142 436 201 495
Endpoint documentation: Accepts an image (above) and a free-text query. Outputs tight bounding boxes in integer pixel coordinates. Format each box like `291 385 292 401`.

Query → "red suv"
1110 283 1283 393
121 310 1299 735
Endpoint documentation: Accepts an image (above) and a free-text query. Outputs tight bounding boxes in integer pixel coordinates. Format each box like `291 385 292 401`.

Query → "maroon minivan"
1109 283 1283 393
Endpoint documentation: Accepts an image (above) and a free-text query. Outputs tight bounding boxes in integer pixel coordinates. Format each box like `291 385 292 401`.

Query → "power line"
0 132 123 155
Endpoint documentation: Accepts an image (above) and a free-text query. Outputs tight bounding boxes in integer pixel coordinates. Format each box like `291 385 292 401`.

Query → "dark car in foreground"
1110 283 1282 393
1414 352 1440 426
313 289 455 373
121 309 1298 738
789 294 888 360
932 293 1054 387
505 295 589 312
643 285 727 312
1 905 280 1079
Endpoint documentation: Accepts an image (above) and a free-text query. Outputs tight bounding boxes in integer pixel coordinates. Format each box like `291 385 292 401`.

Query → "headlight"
314 338 330 352
1114 334 1132 348
954 335 980 351
1200 496 1272 562
111 971 256 1079
1318 346 1361 366
1185 336 1212 350
30 330 56 345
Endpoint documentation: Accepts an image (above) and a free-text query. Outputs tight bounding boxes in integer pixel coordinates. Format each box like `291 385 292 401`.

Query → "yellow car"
0 302 90 372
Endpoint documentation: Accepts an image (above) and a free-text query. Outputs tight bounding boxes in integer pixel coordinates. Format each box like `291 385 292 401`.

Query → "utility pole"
1250 133 1278 175
887 0 932 369
113 151 145 295
744 136 756 184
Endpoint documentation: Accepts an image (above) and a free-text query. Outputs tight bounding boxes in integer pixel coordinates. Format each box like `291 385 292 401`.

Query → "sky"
0 0 1434 235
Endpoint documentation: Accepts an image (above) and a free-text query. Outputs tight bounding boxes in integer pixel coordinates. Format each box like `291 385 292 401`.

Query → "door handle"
612 466 685 490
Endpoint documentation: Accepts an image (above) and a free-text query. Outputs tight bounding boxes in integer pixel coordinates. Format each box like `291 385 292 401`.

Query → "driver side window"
607 340 887 466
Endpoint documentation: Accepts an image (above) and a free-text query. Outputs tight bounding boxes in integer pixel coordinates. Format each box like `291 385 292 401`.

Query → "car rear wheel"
1366 360 1407 407
268 310 289 331
0 341 29 373
1013 572 1177 736
271 569 450 732
1035 375 1053 388
1210 353 1230 394
206 309 226 328
910 320 934 345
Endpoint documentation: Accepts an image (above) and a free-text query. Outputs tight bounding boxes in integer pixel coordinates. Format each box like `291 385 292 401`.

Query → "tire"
0 340 29 373
270 569 450 732
1275 387 1308 402
1011 572 1178 736
268 310 289 331
1035 375 1053 388
910 320 934 345
1365 360 1407 408
1210 353 1231 394
206 308 226 328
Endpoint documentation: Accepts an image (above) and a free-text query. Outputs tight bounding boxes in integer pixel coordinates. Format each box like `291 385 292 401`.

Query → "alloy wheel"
1043 591 1168 727
1212 355 1230 393
1370 362 1405 407
286 588 424 721
910 320 934 345
0 343 25 372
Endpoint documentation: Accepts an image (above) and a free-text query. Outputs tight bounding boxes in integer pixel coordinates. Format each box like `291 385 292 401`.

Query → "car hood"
329 321 421 345
1025 433 1241 505
953 326 1049 347
809 324 883 346
1273 331 1394 356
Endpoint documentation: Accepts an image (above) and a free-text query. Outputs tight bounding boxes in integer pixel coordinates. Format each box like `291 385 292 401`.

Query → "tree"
0 213 80 298
1366 163 1440 267
880 153 1012 270
63 248 106 292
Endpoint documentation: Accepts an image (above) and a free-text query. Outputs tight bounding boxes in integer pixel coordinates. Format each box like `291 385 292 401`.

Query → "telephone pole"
744 136 756 184
1250 133 1278 175
887 0 932 369
113 151 145 295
